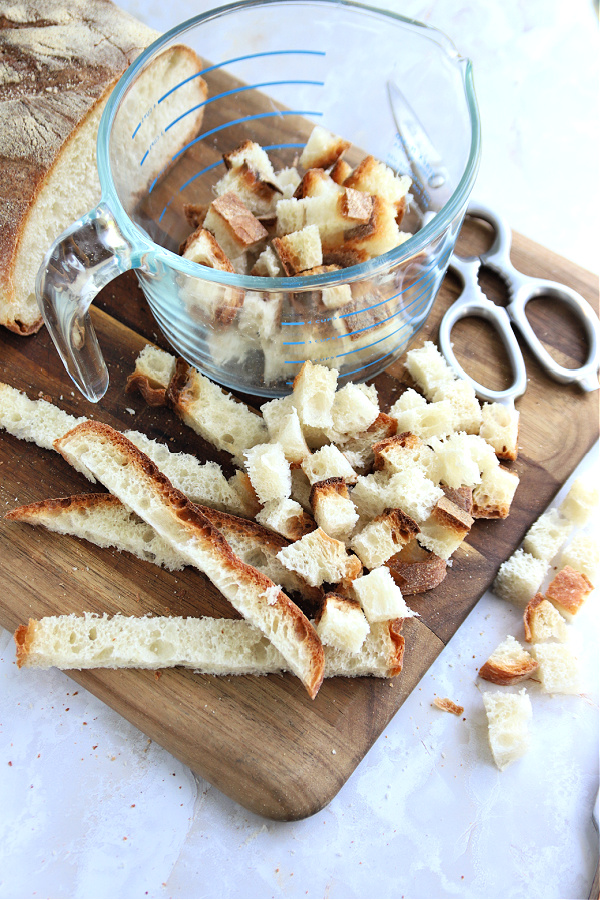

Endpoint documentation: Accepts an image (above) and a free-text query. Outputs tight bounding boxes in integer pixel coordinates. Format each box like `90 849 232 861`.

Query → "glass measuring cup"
36 0 481 402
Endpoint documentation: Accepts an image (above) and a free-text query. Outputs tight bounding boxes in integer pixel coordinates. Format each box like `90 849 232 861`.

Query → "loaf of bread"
14 612 406 678
0 1 208 336
54 421 324 698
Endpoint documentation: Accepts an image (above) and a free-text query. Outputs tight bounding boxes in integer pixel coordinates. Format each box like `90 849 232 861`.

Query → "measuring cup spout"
36 202 133 402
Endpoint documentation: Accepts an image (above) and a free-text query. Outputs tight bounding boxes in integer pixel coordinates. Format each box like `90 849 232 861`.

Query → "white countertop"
1 2 599 898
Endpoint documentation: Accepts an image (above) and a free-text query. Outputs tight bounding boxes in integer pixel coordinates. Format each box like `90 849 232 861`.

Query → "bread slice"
314 593 369 653
14 612 405 678
544 565 594 620
492 549 547 607
0 3 209 336
523 593 568 643
482 689 532 770
478 635 539 685
54 421 324 698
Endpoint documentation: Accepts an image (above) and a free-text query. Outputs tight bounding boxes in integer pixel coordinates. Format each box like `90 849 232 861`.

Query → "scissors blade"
386 79 454 210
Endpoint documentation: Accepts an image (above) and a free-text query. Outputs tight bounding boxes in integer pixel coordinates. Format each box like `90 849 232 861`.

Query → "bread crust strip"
54 421 324 698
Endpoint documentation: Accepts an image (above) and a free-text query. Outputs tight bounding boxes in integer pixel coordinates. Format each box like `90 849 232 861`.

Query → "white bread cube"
472 465 519 519
479 402 520 461
299 125 351 170
350 472 389 522
275 197 307 235
292 360 338 429
276 166 302 198
559 534 600 585
373 433 435 480
294 168 341 199
330 383 379 437
336 412 398 475
482 689 532 770
522 507 573 563
214 166 280 218
227 470 262 518
223 140 280 183
244 442 291 505
389 393 455 440
277 527 362 587
260 394 296 437
251 245 284 277
132 343 176 390
416 496 474 560
351 508 419 570
343 195 409 257
493 549 547 606
315 592 369 653
559 476 599 527
427 433 483 489
238 291 281 341
255 498 315 542
344 155 411 210
432 379 481 434
321 280 353 310
530 642 580 694
404 341 456 399
384 469 444 524
478 635 539 685
273 224 323 275
301 444 357 485
544 565 594 620
269 407 310 466
523 594 569 643
203 192 268 260
352 566 416 623
310 478 359 542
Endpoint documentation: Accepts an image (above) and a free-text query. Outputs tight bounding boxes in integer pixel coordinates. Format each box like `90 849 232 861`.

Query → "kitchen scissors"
438 204 600 408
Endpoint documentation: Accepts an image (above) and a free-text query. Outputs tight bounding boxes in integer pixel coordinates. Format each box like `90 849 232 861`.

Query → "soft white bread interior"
54 422 324 698
301 444 357 485
472 465 519 519
14 612 405 679
404 341 456 399
0 381 86 452
276 527 362 588
310 478 359 542
478 635 539 685
493 549 548 607
350 508 419 570
244 442 291 505
559 476 599 527
293 361 338 430
314 593 369 653
523 593 569 643
482 689 532 770
479 402 520 461
255 498 316 542
530 642 581 694
416 496 474 560
522 508 573 563
559 534 600 585
299 125 351 170
351 565 416 624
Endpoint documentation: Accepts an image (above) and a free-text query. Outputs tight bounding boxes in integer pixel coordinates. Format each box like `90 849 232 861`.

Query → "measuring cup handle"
36 202 134 402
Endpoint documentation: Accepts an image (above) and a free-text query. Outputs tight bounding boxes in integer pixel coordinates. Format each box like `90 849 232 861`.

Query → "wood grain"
0 215 598 819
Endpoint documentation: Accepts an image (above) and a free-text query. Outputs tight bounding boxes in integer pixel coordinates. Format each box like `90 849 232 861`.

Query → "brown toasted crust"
304 137 350 170
125 372 168 407
372 432 421 470
386 619 405 677
183 202 209 230
373 507 420 545
330 158 353 185
321 247 370 268
430 496 474 534
222 159 282 203
341 188 373 223
478 654 538 686
54 421 324 698
387 540 447 594
208 192 268 248
433 697 464 716
523 592 546 642
4 492 116 522
309 476 349 507
545 565 594 616
179 226 236 271
293 168 329 199
14 621 36 668
441 485 474 515
314 591 362 625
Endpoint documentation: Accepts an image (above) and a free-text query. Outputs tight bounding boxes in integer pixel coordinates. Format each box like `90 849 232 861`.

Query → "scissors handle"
438 255 528 408
469 203 600 393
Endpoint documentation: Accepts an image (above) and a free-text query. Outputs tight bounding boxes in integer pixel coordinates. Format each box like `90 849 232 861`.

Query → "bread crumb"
433 697 464 716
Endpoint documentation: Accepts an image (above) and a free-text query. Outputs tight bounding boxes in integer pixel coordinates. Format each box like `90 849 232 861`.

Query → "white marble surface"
1 2 599 898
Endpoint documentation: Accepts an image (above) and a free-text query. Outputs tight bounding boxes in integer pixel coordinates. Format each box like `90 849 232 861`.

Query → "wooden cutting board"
0 216 597 821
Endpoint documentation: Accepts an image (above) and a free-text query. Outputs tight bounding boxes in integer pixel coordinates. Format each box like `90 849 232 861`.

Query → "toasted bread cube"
310 478 359 542
255 498 315 542
559 476 599 527
351 508 419 570
301 444 357 485
270 407 310 465
522 507 573 563
292 361 338 429
341 188 373 223
405 341 456 399
330 382 379 437
181 226 236 272
373 433 435 479
479 402 520 461
294 168 340 199
215 161 281 217
277 527 362 587
223 140 279 181
482 689 532 770
344 155 411 210
203 192 268 260
417 496 474 560
523 593 569 643
251 245 284 277
531 642 580 694
352 566 416 623
275 197 307 235
343 195 409 258
472 465 519 519
273 224 323 275
389 393 455 440
299 125 351 170
132 343 176 391
276 166 302 198
478 635 539 685
315 592 369 653
244 442 291 504
544 565 594 620
493 549 547 607
330 157 353 185
559 534 600 585
432 379 481 434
